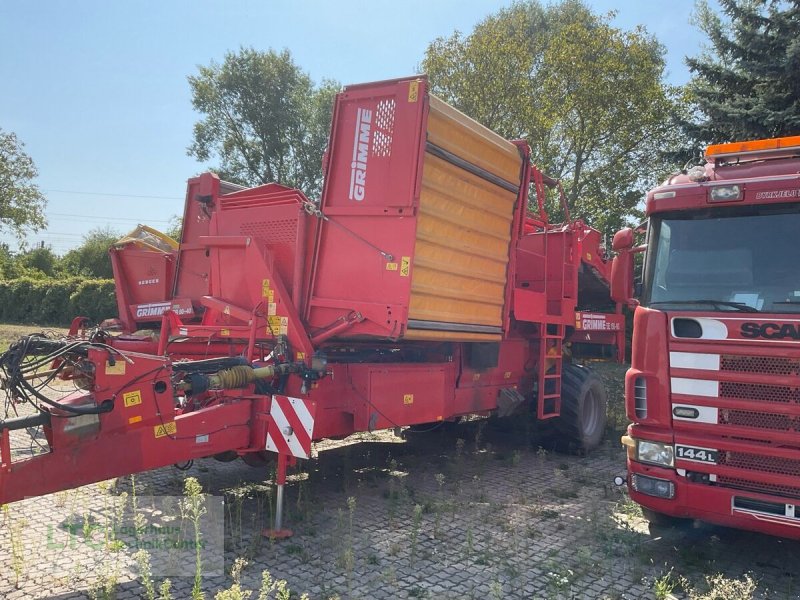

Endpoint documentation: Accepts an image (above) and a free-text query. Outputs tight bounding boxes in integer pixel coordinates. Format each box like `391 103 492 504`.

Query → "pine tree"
685 0 800 143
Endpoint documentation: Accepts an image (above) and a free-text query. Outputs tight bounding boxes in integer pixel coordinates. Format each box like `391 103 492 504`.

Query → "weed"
455 437 465 458
464 525 475 558
545 560 575 595
689 573 757 600
2 504 27 588
653 568 677 600
410 503 423 560
474 420 486 452
490 580 503 600
159 579 173 600
182 477 207 600
215 557 250 600
134 549 157 600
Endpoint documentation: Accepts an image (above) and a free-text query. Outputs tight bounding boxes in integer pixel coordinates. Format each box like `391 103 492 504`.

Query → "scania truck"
612 135 800 539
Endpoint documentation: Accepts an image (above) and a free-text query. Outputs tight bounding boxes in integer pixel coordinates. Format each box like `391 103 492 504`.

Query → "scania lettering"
740 322 800 340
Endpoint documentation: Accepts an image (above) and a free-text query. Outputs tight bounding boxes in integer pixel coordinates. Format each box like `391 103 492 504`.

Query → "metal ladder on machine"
537 322 564 420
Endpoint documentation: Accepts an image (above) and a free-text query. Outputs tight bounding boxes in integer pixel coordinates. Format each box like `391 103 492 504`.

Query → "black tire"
550 363 607 452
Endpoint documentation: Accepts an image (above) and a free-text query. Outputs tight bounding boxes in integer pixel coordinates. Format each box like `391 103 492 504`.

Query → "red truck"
613 135 800 540
0 76 623 535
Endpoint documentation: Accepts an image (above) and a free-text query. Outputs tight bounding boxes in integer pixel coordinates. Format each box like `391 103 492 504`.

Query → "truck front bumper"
626 458 800 540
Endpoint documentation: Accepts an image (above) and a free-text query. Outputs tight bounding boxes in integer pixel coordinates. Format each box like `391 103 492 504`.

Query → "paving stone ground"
1 372 799 599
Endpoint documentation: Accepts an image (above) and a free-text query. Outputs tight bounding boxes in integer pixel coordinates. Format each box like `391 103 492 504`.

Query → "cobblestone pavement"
1 416 799 599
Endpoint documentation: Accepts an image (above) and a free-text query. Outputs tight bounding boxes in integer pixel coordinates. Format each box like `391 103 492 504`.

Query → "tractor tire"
550 363 607 453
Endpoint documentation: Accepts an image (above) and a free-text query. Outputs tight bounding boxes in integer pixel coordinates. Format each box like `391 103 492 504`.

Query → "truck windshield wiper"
649 300 760 313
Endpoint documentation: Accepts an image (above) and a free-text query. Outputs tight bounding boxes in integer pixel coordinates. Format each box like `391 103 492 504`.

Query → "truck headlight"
636 440 674 468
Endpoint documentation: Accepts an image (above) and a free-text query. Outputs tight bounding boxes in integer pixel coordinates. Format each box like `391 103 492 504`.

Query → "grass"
0 323 68 350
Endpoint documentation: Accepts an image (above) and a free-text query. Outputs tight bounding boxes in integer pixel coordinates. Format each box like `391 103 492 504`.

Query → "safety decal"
400 256 411 277
123 390 142 408
265 395 316 459
154 421 177 438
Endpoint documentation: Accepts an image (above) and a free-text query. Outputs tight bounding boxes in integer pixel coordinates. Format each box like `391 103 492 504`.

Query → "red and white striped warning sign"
265 395 316 459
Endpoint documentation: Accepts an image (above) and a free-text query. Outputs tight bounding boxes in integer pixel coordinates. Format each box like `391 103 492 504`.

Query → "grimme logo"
348 107 372 201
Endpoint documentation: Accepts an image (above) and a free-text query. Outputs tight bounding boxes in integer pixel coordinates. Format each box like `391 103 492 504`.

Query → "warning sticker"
154 422 177 438
261 279 271 298
400 256 411 277
403 394 414 405
123 390 142 408
268 316 289 336
386 263 398 271
128 415 142 425
408 81 419 103
268 302 277 316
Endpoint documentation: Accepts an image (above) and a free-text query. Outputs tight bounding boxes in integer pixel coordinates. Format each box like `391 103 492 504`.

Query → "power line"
43 189 183 201
47 212 171 224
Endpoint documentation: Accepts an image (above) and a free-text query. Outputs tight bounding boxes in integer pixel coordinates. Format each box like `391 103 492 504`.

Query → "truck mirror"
611 252 637 306
612 227 634 251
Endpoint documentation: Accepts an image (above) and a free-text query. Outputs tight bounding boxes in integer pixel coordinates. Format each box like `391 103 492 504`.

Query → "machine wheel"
550 363 607 452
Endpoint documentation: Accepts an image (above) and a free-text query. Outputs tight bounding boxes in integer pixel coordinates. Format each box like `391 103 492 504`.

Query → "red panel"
306 77 428 338
173 173 218 305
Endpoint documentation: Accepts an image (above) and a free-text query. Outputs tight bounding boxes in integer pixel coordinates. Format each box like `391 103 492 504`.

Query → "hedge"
0 277 117 326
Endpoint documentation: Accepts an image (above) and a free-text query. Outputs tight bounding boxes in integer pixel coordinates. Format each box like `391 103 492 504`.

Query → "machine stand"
262 452 294 539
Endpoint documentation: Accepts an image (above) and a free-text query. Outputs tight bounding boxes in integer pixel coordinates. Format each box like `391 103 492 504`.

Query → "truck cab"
613 136 800 539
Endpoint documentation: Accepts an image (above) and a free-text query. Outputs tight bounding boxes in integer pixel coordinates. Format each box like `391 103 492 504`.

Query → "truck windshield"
644 205 800 313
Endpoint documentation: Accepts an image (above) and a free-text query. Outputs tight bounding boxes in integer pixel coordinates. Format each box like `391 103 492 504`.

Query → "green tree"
61 226 118 279
0 129 47 237
18 245 59 278
685 0 800 143
187 47 338 198
165 215 182 241
421 0 681 236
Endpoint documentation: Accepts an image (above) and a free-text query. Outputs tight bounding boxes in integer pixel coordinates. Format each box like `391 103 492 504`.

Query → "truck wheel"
551 363 607 452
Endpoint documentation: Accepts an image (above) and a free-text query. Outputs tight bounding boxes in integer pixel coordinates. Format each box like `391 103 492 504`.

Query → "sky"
0 1 711 254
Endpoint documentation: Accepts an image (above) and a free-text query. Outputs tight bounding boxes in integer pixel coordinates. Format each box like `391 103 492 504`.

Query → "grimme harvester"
0 76 623 535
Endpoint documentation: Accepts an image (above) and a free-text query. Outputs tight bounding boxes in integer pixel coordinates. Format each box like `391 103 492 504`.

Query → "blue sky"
0 1 710 253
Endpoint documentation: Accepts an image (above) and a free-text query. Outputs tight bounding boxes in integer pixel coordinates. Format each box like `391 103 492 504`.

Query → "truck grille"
718 451 800 478
720 409 800 432
719 476 800 501
682 351 800 501
719 381 799 404
720 355 800 376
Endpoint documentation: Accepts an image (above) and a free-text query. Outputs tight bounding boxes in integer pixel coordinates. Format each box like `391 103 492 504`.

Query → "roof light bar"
706 135 800 158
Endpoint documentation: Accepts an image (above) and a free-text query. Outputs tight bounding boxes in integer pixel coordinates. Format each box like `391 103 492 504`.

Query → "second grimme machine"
0 76 624 535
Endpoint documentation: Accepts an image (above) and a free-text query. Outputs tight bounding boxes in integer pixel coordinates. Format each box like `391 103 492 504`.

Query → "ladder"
537 322 565 420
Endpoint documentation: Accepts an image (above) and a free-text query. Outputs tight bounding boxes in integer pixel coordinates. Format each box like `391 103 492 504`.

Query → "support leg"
1 428 10 473
262 452 293 539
